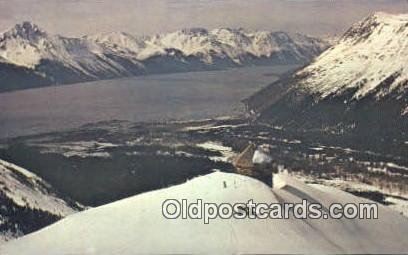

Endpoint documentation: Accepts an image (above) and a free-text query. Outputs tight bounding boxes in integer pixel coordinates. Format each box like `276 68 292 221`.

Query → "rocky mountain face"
0 159 80 242
0 22 328 92
246 12 408 139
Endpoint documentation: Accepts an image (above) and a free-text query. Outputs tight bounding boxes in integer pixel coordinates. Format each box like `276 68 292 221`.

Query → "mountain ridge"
245 12 408 137
0 159 80 242
0 22 328 92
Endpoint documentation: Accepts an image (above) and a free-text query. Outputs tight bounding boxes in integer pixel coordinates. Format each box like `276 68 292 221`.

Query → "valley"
1 117 407 213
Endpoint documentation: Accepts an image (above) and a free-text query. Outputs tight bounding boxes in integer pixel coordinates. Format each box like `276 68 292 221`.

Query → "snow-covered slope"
0 22 328 92
297 12 408 103
141 28 326 64
0 159 79 242
2 172 407 254
247 12 408 134
0 22 144 85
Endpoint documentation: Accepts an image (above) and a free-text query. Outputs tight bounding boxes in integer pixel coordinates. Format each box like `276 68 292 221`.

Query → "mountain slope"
0 22 328 92
1 172 407 254
0 159 80 242
297 12 408 101
246 12 408 136
0 62 52 92
0 22 145 86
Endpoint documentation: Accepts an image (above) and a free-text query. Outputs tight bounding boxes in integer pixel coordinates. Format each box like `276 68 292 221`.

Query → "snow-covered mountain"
246 12 408 135
297 12 408 104
0 22 328 92
0 22 145 87
0 159 80 242
1 172 407 254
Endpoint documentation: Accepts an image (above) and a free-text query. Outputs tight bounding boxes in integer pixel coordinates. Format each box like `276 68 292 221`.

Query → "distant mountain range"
0 22 328 92
246 12 408 138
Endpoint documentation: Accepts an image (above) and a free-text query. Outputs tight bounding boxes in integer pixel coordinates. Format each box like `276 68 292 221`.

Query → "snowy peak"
0 23 328 92
342 12 408 43
342 13 383 41
0 22 90 70
0 22 50 68
180 27 209 35
295 12 408 103
247 12 408 133
0 22 327 67
86 31 146 53
146 27 327 63
1 22 47 41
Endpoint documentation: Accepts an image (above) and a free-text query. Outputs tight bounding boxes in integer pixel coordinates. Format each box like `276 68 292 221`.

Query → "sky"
0 0 407 37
